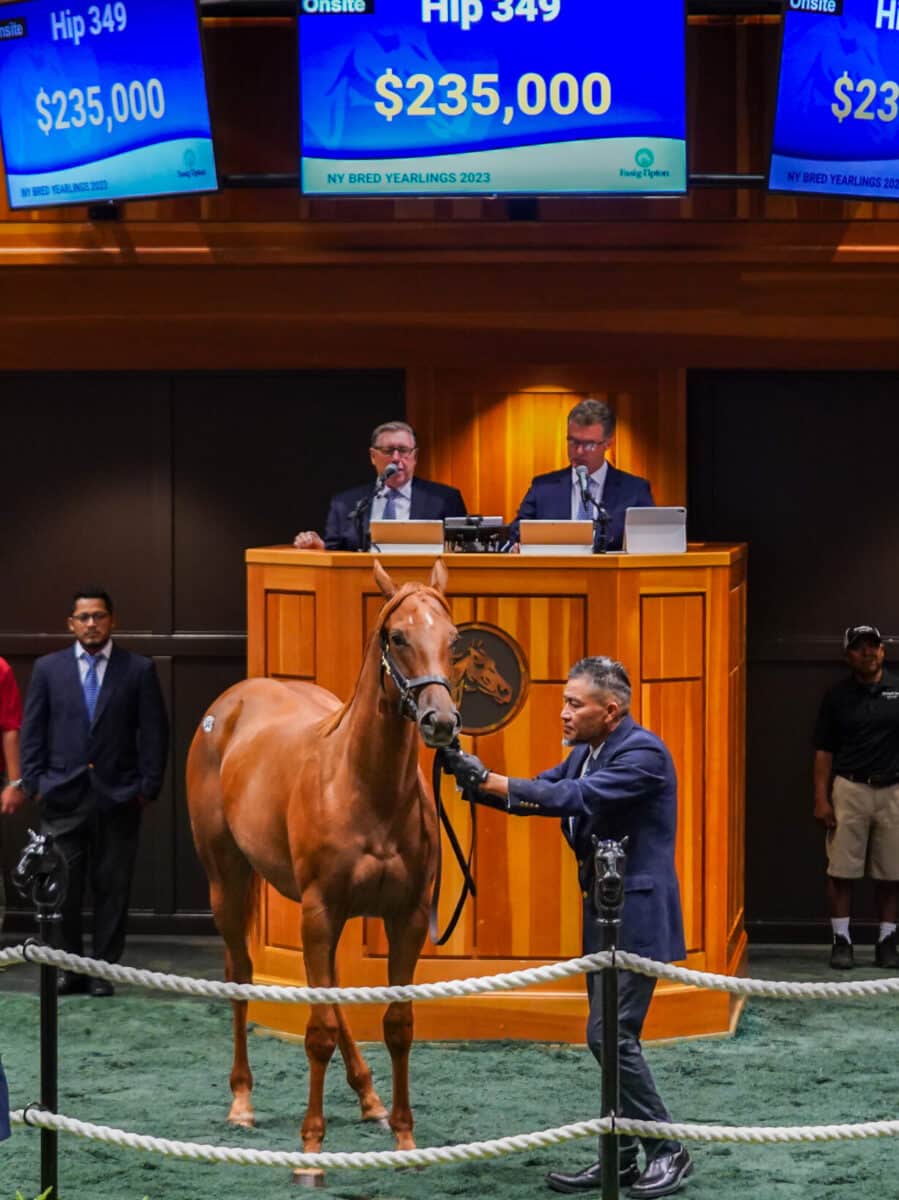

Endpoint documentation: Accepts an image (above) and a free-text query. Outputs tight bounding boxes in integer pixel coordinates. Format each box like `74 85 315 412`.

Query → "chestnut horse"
186 560 460 1174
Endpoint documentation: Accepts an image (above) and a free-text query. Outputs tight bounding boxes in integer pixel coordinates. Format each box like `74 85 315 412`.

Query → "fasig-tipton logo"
450 622 529 735
0 16 26 39
299 0 375 12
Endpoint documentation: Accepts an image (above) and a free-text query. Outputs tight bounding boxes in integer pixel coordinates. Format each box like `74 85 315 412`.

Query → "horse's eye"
390 631 407 647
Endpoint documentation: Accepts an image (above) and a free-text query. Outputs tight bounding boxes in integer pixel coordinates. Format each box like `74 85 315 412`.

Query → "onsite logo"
635 148 655 169
0 16 26 38
299 0 375 12
450 622 529 735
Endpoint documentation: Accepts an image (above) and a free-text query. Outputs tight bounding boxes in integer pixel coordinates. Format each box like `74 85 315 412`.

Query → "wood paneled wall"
408 366 687 521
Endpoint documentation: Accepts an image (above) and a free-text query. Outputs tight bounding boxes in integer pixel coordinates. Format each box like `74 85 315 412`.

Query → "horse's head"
453 640 513 704
375 559 462 748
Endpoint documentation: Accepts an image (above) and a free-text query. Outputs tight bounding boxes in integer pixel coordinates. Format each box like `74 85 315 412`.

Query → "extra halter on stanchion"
592 835 629 1200
13 829 69 1200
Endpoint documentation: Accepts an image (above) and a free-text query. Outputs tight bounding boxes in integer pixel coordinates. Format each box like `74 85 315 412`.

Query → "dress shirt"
372 482 412 521
76 640 113 687
570 461 609 520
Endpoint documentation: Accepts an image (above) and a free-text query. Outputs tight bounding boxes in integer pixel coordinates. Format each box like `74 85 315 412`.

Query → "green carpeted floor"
0 941 895 1200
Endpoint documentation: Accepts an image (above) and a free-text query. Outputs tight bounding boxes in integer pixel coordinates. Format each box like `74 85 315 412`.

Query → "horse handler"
442 656 693 1199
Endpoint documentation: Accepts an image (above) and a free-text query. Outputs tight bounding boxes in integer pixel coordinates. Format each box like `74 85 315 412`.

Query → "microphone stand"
579 487 611 555
348 488 376 552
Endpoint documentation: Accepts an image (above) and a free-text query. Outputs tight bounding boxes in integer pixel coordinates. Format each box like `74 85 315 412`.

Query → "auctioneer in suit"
511 463 654 551
323 476 467 551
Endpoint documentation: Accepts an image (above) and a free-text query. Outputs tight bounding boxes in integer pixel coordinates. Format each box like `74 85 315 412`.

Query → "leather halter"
379 628 454 722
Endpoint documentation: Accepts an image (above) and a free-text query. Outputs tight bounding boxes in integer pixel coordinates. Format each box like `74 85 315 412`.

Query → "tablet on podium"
518 520 594 556
369 520 444 554
623 507 687 554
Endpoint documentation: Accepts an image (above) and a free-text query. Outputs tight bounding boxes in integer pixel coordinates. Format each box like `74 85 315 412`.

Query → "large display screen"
298 0 687 197
0 0 217 209
769 0 899 201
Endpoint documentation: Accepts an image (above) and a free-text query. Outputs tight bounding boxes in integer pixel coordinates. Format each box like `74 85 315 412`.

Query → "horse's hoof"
375 1116 391 1131
227 1107 256 1129
360 1099 389 1124
292 1169 325 1188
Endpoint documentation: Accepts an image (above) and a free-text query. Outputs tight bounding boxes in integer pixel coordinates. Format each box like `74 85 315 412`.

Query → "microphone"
378 461 400 489
575 464 592 509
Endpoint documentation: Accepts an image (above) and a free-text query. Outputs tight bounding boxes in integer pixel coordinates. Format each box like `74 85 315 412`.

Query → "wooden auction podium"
245 545 747 1043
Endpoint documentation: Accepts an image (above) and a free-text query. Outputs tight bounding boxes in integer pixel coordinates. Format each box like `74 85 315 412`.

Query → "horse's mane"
318 580 451 737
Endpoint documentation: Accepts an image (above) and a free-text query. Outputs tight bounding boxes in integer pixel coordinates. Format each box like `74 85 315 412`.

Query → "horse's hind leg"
204 845 257 1127
383 904 429 1151
335 1001 389 1125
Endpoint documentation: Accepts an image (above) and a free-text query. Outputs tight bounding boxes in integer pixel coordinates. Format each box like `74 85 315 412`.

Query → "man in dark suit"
294 420 466 551
442 657 692 1199
18 587 169 996
512 399 654 551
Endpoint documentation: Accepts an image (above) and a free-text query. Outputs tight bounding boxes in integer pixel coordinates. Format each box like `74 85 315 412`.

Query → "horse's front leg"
334 1004 389 1125
297 898 344 1180
383 903 429 1151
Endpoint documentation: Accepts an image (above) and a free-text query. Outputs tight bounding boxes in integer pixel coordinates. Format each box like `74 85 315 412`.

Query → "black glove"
441 747 490 792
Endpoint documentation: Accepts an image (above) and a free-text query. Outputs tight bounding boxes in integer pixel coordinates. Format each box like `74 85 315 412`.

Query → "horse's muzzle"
418 704 462 747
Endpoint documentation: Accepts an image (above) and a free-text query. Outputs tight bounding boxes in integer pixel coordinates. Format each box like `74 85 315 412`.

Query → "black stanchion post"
592 836 628 1200
13 830 69 1200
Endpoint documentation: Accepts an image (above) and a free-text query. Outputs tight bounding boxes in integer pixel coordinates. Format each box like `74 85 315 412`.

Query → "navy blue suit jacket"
512 464 654 551
507 716 685 963
21 644 169 815
323 476 467 551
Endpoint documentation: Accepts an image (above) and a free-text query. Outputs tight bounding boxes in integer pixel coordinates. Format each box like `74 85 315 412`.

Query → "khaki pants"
827 775 899 880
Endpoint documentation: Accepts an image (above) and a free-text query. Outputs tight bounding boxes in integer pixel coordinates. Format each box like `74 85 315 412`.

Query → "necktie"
577 478 594 521
382 487 398 520
82 655 100 720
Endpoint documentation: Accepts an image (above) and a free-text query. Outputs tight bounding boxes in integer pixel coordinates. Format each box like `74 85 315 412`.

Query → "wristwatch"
6 778 24 791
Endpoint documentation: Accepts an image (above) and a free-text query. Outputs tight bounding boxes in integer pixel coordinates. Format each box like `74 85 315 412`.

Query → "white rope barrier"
6 939 899 1171
9 1107 899 1168
4 940 899 1003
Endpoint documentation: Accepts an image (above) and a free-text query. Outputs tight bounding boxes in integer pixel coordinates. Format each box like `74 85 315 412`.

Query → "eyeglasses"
567 436 607 453
72 612 110 624
372 444 417 458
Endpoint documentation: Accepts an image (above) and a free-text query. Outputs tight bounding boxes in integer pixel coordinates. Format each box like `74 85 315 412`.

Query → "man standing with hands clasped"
13 588 169 996
814 624 899 970
442 657 692 1198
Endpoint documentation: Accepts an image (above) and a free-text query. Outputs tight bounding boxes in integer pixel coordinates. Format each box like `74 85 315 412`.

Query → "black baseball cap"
843 625 882 651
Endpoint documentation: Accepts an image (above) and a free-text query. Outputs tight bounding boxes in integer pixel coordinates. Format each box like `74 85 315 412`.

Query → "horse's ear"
429 557 448 595
373 559 397 599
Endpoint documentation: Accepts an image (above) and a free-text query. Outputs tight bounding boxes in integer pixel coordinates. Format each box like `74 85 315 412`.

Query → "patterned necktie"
577 478 594 521
82 655 100 720
382 487 398 519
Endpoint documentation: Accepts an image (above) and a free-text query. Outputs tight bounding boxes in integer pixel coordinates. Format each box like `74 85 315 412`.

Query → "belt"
839 771 899 788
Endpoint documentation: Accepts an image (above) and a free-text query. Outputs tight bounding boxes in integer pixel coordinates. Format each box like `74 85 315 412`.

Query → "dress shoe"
89 977 115 997
628 1146 693 1198
546 1157 641 1193
830 934 854 969
57 972 89 996
875 932 899 969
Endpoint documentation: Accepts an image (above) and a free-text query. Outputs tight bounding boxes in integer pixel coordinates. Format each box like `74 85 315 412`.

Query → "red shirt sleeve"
0 659 23 733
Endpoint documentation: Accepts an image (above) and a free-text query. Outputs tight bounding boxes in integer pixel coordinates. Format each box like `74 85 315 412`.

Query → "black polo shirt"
814 668 899 777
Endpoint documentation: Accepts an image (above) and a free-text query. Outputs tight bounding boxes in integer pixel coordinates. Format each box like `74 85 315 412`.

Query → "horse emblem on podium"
450 623 529 735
